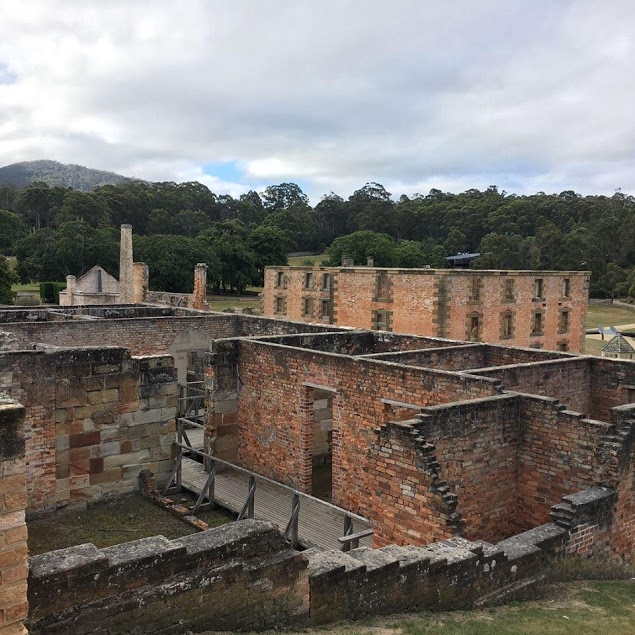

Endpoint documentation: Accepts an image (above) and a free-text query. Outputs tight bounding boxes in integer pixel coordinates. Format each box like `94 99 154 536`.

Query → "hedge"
39 282 67 304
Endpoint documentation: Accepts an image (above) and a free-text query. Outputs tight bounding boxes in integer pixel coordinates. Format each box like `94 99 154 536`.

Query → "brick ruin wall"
0 313 345 356
23 484 630 634
0 348 177 514
234 339 502 526
365 343 566 371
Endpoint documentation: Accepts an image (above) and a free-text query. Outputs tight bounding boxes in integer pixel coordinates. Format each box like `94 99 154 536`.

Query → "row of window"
472 277 572 302
469 308 570 341
274 296 331 320
275 271 573 304
275 271 333 291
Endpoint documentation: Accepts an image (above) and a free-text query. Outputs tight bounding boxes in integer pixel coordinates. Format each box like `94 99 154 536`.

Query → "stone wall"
0 347 177 513
27 520 308 634
24 485 627 633
0 396 28 635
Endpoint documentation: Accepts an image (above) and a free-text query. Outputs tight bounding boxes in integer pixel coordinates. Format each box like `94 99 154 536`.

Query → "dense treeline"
1 179 635 297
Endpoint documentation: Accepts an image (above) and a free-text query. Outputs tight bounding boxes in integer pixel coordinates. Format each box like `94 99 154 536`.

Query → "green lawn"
586 304 635 330
288 253 329 266
262 580 634 635
207 298 261 312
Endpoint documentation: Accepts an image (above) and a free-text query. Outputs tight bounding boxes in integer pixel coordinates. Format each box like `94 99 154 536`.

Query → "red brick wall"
236 340 501 520
588 358 635 422
515 397 612 530
471 358 592 416
262 267 589 353
419 395 521 542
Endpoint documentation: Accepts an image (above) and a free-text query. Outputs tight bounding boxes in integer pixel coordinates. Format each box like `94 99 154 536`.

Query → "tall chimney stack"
119 224 134 304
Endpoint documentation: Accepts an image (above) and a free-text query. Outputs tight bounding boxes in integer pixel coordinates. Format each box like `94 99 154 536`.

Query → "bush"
39 281 66 304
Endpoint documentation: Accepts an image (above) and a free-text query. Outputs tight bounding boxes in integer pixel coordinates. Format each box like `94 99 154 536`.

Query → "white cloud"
1 0 635 199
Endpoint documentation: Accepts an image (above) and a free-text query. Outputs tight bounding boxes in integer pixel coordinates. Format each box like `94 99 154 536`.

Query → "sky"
1 0 634 201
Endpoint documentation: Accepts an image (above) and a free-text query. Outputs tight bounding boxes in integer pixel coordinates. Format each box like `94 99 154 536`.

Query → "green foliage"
3 166 635 298
134 234 219 294
0 209 28 253
39 282 66 304
327 231 397 267
14 221 119 282
0 254 17 304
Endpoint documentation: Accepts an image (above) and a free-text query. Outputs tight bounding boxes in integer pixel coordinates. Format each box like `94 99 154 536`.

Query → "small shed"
601 333 635 360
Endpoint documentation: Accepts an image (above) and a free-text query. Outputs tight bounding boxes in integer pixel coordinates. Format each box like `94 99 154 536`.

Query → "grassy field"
206 297 261 312
288 253 329 266
585 303 635 329
252 580 634 635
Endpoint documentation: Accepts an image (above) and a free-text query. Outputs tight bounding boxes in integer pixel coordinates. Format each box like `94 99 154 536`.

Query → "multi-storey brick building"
262 266 590 352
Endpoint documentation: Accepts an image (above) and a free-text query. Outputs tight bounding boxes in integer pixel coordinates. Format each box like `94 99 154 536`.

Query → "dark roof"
446 253 480 261
601 333 635 354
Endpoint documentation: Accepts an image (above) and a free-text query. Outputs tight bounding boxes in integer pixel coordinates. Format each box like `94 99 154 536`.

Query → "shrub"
39 281 66 304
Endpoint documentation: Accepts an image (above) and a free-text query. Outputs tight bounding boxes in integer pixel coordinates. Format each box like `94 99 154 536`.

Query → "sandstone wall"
0 397 28 635
0 348 177 513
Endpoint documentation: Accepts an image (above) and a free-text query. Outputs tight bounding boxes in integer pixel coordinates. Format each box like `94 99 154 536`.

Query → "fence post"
287 492 300 548
342 514 353 552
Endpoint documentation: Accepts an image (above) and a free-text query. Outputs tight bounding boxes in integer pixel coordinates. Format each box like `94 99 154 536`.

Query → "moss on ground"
27 492 232 555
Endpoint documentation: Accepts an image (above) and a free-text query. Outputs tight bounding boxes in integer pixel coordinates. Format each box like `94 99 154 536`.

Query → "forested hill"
0 160 132 190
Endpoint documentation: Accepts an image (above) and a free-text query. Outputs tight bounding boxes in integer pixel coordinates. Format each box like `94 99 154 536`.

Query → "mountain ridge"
0 160 134 191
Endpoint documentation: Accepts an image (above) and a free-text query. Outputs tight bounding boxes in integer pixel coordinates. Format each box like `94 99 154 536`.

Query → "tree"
54 191 111 227
249 226 289 284
0 255 17 304
0 210 28 253
327 231 397 267
395 241 428 268
134 234 219 293
262 183 309 211
474 233 530 269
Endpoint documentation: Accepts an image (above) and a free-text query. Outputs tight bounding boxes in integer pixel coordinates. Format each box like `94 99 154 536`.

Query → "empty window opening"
563 278 571 298
375 271 391 300
471 278 482 302
557 341 569 352
304 272 314 289
372 309 392 331
534 278 544 299
274 296 286 315
532 311 543 335
276 271 285 288
501 312 514 339
503 279 515 302
559 309 570 333
320 299 330 320
303 297 314 318
321 273 331 291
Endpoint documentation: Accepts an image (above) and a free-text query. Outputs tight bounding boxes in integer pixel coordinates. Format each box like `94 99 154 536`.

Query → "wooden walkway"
181 457 373 551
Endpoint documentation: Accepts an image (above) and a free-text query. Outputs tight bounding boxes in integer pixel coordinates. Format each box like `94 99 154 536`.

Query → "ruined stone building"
0 301 632 633
59 224 209 310
262 265 590 352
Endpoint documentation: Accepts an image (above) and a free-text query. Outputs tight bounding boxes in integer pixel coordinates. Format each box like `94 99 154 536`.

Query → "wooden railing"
165 417 373 551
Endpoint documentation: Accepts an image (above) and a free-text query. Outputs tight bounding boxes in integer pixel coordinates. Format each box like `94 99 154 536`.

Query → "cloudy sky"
1 1 634 200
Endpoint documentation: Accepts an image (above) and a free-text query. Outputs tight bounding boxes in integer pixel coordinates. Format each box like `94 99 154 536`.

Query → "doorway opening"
312 388 334 501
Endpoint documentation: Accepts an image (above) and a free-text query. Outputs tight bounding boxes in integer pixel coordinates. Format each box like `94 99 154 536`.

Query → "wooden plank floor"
181 457 373 550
